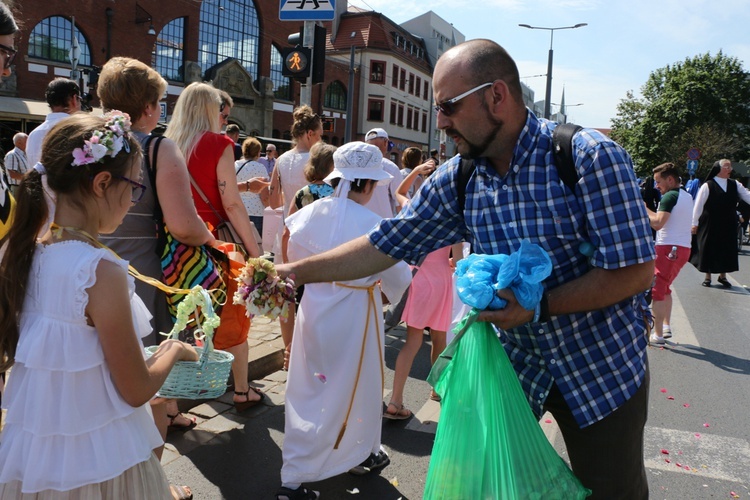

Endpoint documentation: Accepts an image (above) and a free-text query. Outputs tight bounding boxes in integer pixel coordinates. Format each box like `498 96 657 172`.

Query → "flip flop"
383 401 412 420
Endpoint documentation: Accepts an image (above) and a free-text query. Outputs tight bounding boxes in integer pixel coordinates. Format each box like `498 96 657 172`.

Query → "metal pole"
544 38 553 119
344 45 355 143
300 20 315 106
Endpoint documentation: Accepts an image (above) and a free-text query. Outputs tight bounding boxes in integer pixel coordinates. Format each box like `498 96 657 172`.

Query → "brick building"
1 0 441 165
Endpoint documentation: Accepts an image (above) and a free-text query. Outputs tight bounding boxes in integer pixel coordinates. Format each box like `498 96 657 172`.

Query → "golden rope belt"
332 281 384 450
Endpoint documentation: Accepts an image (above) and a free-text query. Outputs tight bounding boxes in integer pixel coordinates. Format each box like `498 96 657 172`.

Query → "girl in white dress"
277 142 412 500
0 113 198 499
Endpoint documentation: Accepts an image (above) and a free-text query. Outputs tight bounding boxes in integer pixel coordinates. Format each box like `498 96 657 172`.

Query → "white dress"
275 150 310 218
281 197 411 484
0 242 167 496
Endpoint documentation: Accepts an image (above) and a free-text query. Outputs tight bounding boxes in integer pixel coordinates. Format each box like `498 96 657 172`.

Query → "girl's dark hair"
0 114 141 371
291 105 322 139
329 177 374 193
0 2 19 35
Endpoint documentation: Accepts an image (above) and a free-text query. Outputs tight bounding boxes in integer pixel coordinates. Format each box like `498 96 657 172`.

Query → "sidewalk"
161 315 287 467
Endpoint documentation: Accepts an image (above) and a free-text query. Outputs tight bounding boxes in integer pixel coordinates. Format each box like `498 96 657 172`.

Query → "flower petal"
660 388 668 393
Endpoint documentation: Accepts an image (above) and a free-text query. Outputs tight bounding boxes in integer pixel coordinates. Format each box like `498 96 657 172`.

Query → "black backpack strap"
552 123 583 193
456 157 476 215
143 135 167 250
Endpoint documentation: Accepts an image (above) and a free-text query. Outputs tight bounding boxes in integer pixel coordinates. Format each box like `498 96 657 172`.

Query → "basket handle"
161 286 221 369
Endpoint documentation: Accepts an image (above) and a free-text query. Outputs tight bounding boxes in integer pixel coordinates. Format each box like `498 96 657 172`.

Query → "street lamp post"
518 23 587 120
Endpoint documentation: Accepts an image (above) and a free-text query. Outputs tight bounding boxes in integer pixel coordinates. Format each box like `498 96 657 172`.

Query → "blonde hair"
164 82 222 160
241 137 261 159
97 57 167 124
304 142 336 182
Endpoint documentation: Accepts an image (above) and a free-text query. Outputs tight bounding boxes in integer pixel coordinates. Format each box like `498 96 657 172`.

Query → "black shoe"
348 450 390 475
701 279 712 287
718 277 732 288
275 485 319 500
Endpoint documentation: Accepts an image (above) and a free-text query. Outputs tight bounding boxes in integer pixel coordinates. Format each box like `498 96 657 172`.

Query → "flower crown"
71 111 133 167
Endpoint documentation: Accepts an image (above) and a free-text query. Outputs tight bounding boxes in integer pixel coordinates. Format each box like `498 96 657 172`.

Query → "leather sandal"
234 387 264 412
167 413 196 430
383 401 412 420
701 279 712 287
718 277 731 288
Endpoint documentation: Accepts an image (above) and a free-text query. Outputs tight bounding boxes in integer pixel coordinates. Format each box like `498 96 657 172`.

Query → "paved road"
163 250 750 499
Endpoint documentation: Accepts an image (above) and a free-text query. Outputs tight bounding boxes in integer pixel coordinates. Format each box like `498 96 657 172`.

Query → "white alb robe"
281 197 411 484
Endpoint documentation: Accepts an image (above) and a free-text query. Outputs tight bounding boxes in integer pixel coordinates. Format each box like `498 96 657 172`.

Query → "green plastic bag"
424 310 591 500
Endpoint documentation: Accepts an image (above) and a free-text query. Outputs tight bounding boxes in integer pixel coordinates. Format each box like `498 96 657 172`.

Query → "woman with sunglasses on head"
165 82 263 412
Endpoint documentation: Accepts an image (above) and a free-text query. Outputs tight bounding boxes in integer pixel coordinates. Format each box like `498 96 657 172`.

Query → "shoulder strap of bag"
456 157 476 215
552 122 583 193
236 159 252 177
144 135 164 222
188 173 227 224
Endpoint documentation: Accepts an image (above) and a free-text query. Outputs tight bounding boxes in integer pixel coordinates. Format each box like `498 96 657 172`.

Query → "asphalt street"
163 247 750 499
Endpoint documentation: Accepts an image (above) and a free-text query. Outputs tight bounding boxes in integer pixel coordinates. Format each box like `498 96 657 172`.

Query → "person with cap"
364 127 404 218
276 141 411 500
26 78 82 168
259 143 278 177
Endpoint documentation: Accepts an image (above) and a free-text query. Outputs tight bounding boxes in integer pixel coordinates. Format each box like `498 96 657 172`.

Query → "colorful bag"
424 310 590 500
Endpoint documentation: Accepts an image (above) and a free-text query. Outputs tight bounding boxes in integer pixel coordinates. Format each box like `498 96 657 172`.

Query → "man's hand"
477 288 534 330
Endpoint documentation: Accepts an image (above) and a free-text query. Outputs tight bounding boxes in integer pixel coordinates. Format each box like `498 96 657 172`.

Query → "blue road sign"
687 159 698 174
280 0 335 21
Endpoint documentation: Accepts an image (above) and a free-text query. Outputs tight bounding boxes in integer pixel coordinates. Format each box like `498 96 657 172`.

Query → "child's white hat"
325 141 392 186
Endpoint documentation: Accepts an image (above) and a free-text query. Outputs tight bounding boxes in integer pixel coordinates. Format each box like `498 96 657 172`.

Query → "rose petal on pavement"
703 423 710 428
665 459 671 463
695 433 701 438
661 449 669 455
660 388 668 393
544 419 552 424
667 396 675 400
683 403 690 407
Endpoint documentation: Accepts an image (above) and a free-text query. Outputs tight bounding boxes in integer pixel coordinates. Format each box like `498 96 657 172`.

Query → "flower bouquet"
233 258 295 320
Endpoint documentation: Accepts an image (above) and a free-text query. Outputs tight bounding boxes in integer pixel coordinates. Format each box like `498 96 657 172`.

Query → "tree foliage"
610 51 750 179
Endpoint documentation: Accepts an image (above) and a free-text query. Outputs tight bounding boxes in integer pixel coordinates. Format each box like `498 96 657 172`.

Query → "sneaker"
348 450 390 475
662 326 672 339
649 333 666 345
275 485 319 500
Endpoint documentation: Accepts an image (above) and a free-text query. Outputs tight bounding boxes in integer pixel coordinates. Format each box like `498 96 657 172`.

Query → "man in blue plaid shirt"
279 39 654 499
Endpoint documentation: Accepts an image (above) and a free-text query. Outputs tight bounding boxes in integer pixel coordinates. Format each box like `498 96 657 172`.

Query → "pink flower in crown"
90 135 100 144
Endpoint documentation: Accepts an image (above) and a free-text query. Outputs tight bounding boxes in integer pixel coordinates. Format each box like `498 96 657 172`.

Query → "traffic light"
282 25 326 84
321 116 334 132
281 46 311 80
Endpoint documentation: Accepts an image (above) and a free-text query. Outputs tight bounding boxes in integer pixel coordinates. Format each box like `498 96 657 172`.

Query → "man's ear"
488 80 510 113
91 171 114 198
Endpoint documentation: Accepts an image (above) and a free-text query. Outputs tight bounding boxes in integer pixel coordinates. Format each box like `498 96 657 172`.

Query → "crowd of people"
2 2 750 496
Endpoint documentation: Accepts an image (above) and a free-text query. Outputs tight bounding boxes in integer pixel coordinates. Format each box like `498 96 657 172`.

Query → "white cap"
365 128 389 141
325 141 392 185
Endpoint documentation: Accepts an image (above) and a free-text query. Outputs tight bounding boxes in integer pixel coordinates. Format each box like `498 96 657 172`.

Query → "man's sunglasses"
433 82 494 117
0 43 17 69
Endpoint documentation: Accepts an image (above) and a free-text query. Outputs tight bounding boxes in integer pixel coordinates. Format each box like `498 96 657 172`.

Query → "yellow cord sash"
332 282 385 450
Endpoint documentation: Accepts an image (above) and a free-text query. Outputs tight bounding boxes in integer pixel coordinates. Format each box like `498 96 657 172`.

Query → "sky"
346 0 750 129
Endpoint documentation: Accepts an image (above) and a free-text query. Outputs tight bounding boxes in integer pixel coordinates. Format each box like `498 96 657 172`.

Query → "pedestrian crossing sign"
280 0 336 21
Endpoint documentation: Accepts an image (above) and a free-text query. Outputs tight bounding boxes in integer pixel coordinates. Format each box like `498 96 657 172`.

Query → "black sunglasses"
433 82 494 117
0 43 17 69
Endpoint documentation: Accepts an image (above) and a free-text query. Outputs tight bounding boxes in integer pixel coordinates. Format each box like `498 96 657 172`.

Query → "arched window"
324 81 346 111
152 18 185 82
198 0 260 79
28 16 91 66
270 45 291 101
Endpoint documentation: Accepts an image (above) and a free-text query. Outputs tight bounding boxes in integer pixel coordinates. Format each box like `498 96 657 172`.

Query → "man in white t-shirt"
27 78 82 167
645 162 694 345
364 128 402 219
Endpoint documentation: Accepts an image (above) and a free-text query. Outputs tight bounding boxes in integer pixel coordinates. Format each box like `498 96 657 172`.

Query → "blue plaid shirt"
368 110 655 428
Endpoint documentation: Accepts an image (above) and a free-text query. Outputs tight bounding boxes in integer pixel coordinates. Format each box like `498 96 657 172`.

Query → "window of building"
370 60 385 83
152 17 185 82
408 73 415 94
324 81 347 111
415 76 421 98
406 108 413 130
198 0 260 79
397 104 404 126
422 112 427 133
424 81 429 101
390 101 397 125
28 16 92 66
270 44 291 101
368 99 384 122
399 68 406 91
392 64 399 87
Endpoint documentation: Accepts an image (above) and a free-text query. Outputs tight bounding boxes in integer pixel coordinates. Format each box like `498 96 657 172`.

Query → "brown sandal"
167 413 196 430
383 401 412 420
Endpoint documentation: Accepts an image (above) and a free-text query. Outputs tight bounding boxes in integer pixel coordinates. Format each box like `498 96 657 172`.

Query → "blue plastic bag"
455 239 552 311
